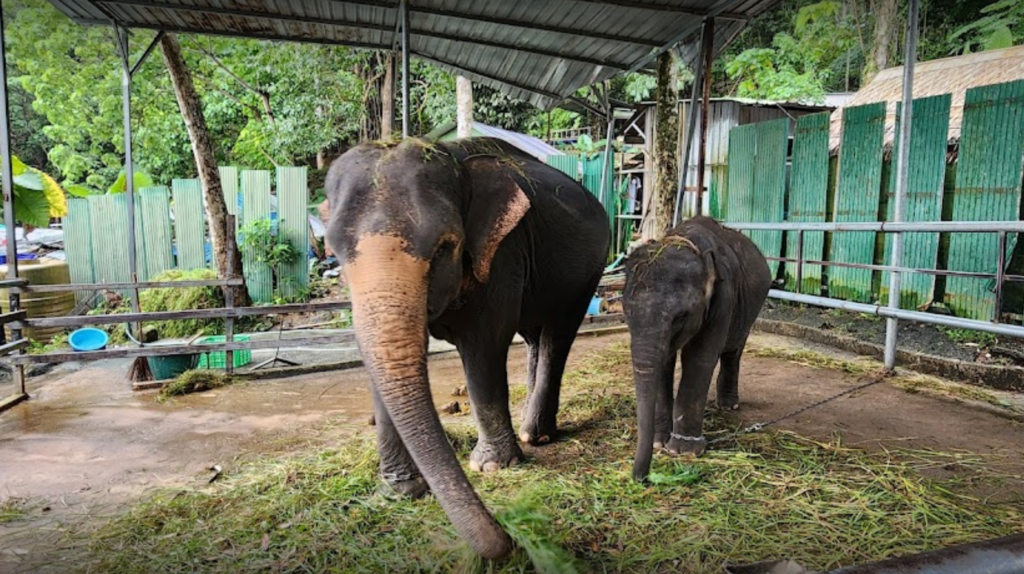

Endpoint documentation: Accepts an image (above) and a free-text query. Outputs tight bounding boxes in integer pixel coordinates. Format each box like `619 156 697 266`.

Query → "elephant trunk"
345 234 513 560
631 343 670 482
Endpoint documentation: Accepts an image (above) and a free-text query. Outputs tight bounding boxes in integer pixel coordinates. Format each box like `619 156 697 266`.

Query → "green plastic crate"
195 335 252 369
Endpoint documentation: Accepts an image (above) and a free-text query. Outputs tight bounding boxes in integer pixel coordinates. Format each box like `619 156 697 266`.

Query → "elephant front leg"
461 344 523 473
372 385 429 498
666 350 718 457
652 351 676 450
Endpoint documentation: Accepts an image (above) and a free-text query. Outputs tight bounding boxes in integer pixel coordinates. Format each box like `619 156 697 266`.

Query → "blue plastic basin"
587 296 603 316
69 327 109 352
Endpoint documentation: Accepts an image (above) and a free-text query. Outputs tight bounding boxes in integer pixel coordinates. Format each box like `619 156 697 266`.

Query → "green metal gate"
785 112 830 294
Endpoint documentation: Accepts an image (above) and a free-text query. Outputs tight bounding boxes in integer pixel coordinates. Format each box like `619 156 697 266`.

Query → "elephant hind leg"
519 325 576 446
715 348 743 410
372 385 429 498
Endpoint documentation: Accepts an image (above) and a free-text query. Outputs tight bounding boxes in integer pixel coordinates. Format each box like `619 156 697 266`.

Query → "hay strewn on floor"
87 343 1024 573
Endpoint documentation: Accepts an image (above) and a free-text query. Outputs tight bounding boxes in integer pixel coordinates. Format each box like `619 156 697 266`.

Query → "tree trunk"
863 0 898 84
456 75 473 138
160 33 249 306
652 51 680 237
382 52 395 139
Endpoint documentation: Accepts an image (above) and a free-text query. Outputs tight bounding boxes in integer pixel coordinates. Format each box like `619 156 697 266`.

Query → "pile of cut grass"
158 371 236 400
85 342 1024 573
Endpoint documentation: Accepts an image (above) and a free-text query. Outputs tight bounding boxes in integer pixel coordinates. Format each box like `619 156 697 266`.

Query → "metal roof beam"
572 0 747 20
409 5 663 47
98 0 630 69
417 53 565 102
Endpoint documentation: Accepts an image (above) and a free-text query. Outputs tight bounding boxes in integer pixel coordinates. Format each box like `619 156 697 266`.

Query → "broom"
126 323 153 383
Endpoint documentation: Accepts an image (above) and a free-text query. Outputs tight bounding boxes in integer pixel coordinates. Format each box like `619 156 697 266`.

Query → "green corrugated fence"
785 112 830 294
62 166 313 308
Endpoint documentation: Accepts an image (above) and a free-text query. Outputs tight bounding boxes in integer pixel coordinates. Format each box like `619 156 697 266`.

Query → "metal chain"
708 373 888 446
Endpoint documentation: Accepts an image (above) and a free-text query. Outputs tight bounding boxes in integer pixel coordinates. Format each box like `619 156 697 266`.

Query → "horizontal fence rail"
723 220 1024 337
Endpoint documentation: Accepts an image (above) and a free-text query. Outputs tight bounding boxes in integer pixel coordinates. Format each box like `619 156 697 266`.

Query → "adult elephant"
324 137 609 559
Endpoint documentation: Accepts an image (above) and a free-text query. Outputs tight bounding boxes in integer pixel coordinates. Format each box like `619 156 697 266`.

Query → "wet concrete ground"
1 329 1023 572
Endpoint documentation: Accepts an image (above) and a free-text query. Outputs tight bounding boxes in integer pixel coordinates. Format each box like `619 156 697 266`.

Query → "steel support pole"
598 82 614 236
400 0 410 139
883 0 918 371
116 26 142 339
694 17 715 217
674 19 709 227
0 6 26 398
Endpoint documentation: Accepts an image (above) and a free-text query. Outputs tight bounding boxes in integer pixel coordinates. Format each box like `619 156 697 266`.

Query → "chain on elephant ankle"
382 472 418 483
670 432 705 442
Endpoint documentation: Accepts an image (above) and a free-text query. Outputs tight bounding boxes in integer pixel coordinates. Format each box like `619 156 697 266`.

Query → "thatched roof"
829 45 1024 152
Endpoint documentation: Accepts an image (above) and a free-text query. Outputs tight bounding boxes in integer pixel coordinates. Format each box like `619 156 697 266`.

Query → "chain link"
708 373 888 446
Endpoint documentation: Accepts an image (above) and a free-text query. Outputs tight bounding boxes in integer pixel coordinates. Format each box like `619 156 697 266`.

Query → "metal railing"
722 220 1024 341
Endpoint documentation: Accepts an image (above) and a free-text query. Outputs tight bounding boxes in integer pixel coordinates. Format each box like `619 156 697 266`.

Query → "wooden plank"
14 301 352 329
945 80 1024 320
17 278 245 293
276 166 309 299
0 393 28 414
0 338 29 354
0 311 27 325
241 170 273 303
171 179 207 270
139 186 175 279
63 198 95 303
829 103 886 303
11 332 357 365
784 112 830 294
880 95 952 310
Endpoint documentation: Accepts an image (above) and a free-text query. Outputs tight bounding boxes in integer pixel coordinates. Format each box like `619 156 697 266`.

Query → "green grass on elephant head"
84 342 1024 574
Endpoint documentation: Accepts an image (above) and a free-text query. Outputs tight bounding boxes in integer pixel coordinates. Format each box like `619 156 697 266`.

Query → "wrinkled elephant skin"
623 217 771 482
324 138 609 559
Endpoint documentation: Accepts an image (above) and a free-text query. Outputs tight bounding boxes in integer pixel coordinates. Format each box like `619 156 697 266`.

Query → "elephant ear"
702 248 718 304
463 159 532 283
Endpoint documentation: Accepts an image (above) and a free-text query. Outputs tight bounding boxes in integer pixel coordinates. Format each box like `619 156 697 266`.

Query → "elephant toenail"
483 462 501 473
653 441 664 449
469 460 482 472
538 435 550 444
519 432 532 443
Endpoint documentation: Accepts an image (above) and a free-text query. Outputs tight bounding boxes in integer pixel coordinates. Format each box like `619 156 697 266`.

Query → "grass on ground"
158 371 237 401
84 343 1024 573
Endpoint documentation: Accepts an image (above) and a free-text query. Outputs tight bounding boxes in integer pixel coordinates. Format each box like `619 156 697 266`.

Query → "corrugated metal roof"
45 0 780 110
426 121 565 160
829 45 1024 150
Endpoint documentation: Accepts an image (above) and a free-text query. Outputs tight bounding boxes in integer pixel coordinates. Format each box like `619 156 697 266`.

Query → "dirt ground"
1 330 1023 572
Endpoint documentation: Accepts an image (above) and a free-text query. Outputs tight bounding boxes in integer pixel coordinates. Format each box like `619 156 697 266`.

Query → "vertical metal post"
598 81 614 231
0 6 26 397
795 229 805 293
400 0 410 139
994 231 1007 323
674 19 710 227
883 0 918 371
116 26 142 340
224 215 236 375
694 17 715 217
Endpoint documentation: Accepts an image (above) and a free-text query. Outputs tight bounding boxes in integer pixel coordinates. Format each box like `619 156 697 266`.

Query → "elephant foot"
469 439 524 473
519 421 557 446
716 395 740 411
379 475 429 499
666 432 707 457
653 431 671 451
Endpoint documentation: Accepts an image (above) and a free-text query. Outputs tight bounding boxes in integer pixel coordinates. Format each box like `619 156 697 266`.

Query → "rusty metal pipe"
827 533 1024 574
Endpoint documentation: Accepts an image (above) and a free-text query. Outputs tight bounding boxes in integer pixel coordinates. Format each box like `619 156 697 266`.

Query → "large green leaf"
3 186 52 228
13 170 43 191
108 168 155 194
66 183 99 197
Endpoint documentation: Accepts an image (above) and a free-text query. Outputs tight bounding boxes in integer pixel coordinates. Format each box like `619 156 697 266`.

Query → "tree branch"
186 39 275 123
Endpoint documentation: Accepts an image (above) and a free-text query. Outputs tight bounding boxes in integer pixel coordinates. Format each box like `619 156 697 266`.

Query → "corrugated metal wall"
276 166 309 300
241 170 273 304
785 112 830 294
725 124 756 228
171 179 206 271
880 95 951 309
63 167 313 307
944 80 1024 320
829 103 886 302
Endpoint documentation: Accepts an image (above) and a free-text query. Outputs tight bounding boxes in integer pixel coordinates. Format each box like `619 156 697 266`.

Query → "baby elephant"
623 216 771 481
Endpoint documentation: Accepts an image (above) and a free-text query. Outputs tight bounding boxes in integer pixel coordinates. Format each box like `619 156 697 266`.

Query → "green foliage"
0 153 67 227
159 371 235 400
938 326 998 347
951 0 1024 53
106 167 155 194
139 268 225 339
240 217 300 301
